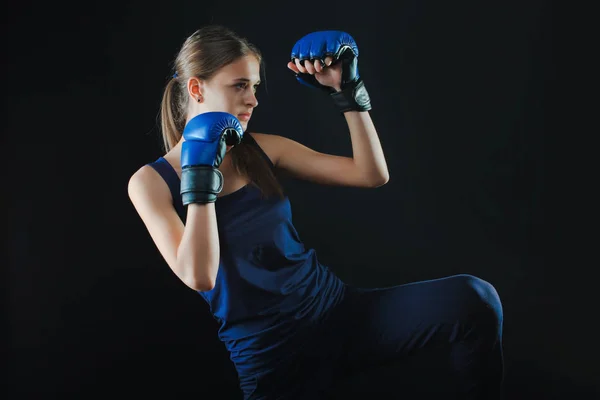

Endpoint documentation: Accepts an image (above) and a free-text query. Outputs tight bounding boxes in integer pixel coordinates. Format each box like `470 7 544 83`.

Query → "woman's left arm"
343 110 389 186
259 30 390 188
255 110 389 189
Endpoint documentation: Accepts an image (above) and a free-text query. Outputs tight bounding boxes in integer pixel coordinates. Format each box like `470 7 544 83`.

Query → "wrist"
180 165 223 205
330 79 372 113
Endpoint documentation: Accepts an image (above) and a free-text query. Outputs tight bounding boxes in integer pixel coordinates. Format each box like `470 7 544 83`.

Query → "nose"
245 90 258 108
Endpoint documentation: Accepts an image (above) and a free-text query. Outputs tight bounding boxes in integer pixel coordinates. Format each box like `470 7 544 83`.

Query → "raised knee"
455 274 503 330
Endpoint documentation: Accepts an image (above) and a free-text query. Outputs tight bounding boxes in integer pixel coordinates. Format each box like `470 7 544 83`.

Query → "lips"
238 113 251 121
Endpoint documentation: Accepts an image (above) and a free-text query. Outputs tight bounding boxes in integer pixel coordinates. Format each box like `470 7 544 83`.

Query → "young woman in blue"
128 25 504 400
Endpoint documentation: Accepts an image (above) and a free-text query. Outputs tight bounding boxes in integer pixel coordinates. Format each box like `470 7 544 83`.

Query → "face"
188 55 261 152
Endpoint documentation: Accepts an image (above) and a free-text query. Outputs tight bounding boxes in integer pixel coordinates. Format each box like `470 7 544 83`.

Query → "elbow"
190 279 215 292
177 260 217 292
379 174 390 187
368 173 389 188
186 273 216 292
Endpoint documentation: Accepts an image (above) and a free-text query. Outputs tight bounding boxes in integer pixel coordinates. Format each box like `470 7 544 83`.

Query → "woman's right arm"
127 165 220 291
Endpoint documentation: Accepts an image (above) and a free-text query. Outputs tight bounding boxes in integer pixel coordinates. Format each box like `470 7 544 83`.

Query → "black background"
5 0 592 398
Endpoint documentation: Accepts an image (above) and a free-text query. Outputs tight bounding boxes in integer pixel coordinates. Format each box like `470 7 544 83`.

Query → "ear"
187 77 204 101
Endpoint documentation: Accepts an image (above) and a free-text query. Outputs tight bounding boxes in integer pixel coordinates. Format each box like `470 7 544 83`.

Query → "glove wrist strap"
180 165 223 205
330 79 372 113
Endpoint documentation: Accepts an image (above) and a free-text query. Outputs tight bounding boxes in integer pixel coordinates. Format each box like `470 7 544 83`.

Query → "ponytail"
160 78 184 153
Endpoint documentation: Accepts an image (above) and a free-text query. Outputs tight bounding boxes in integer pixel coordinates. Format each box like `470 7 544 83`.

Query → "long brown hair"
159 25 284 200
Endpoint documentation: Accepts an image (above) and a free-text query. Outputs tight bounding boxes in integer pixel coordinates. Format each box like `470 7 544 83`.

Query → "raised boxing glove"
180 112 244 205
290 30 372 113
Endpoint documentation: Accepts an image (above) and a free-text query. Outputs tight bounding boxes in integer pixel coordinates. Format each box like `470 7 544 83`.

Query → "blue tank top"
147 133 346 375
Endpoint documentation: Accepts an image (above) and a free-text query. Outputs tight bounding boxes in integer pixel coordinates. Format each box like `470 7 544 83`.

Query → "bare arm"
127 166 219 291
343 110 389 185
176 203 220 291
253 110 389 188
280 51 389 188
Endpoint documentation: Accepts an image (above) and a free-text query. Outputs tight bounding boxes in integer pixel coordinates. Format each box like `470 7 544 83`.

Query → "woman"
128 25 504 399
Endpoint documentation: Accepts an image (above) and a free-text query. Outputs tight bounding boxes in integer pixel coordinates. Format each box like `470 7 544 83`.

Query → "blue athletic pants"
240 274 504 399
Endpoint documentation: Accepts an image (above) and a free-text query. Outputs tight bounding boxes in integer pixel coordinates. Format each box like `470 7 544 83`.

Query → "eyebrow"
233 78 261 84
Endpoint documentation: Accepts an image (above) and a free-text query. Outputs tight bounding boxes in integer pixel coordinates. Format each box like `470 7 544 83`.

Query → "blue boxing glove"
180 112 244 205
290 30 371 113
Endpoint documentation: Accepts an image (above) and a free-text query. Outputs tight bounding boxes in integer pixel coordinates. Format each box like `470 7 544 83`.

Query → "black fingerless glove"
330 78 372 113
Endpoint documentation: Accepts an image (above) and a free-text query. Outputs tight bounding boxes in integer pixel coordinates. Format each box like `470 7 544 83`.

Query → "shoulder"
127 164 171 208
246 132 280 167
128 164 163 189
246 132 294 168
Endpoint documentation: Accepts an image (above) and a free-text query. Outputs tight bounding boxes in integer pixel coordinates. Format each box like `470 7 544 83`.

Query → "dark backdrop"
5 0 590 398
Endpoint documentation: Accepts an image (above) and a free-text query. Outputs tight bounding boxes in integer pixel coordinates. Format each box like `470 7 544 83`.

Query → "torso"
162 150 250 198
159 132 274 198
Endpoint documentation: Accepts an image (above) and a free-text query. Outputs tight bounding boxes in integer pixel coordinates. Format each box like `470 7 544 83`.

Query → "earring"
197 96 202 103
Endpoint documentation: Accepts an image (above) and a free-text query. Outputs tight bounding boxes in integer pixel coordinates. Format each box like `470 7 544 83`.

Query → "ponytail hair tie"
172 71 179 79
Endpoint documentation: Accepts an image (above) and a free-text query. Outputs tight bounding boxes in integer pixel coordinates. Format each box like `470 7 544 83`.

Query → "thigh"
244 348 342 400
339 274 497 371
242 318 347 400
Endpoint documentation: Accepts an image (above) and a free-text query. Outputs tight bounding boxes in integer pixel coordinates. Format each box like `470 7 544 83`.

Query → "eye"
234 82 260 93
